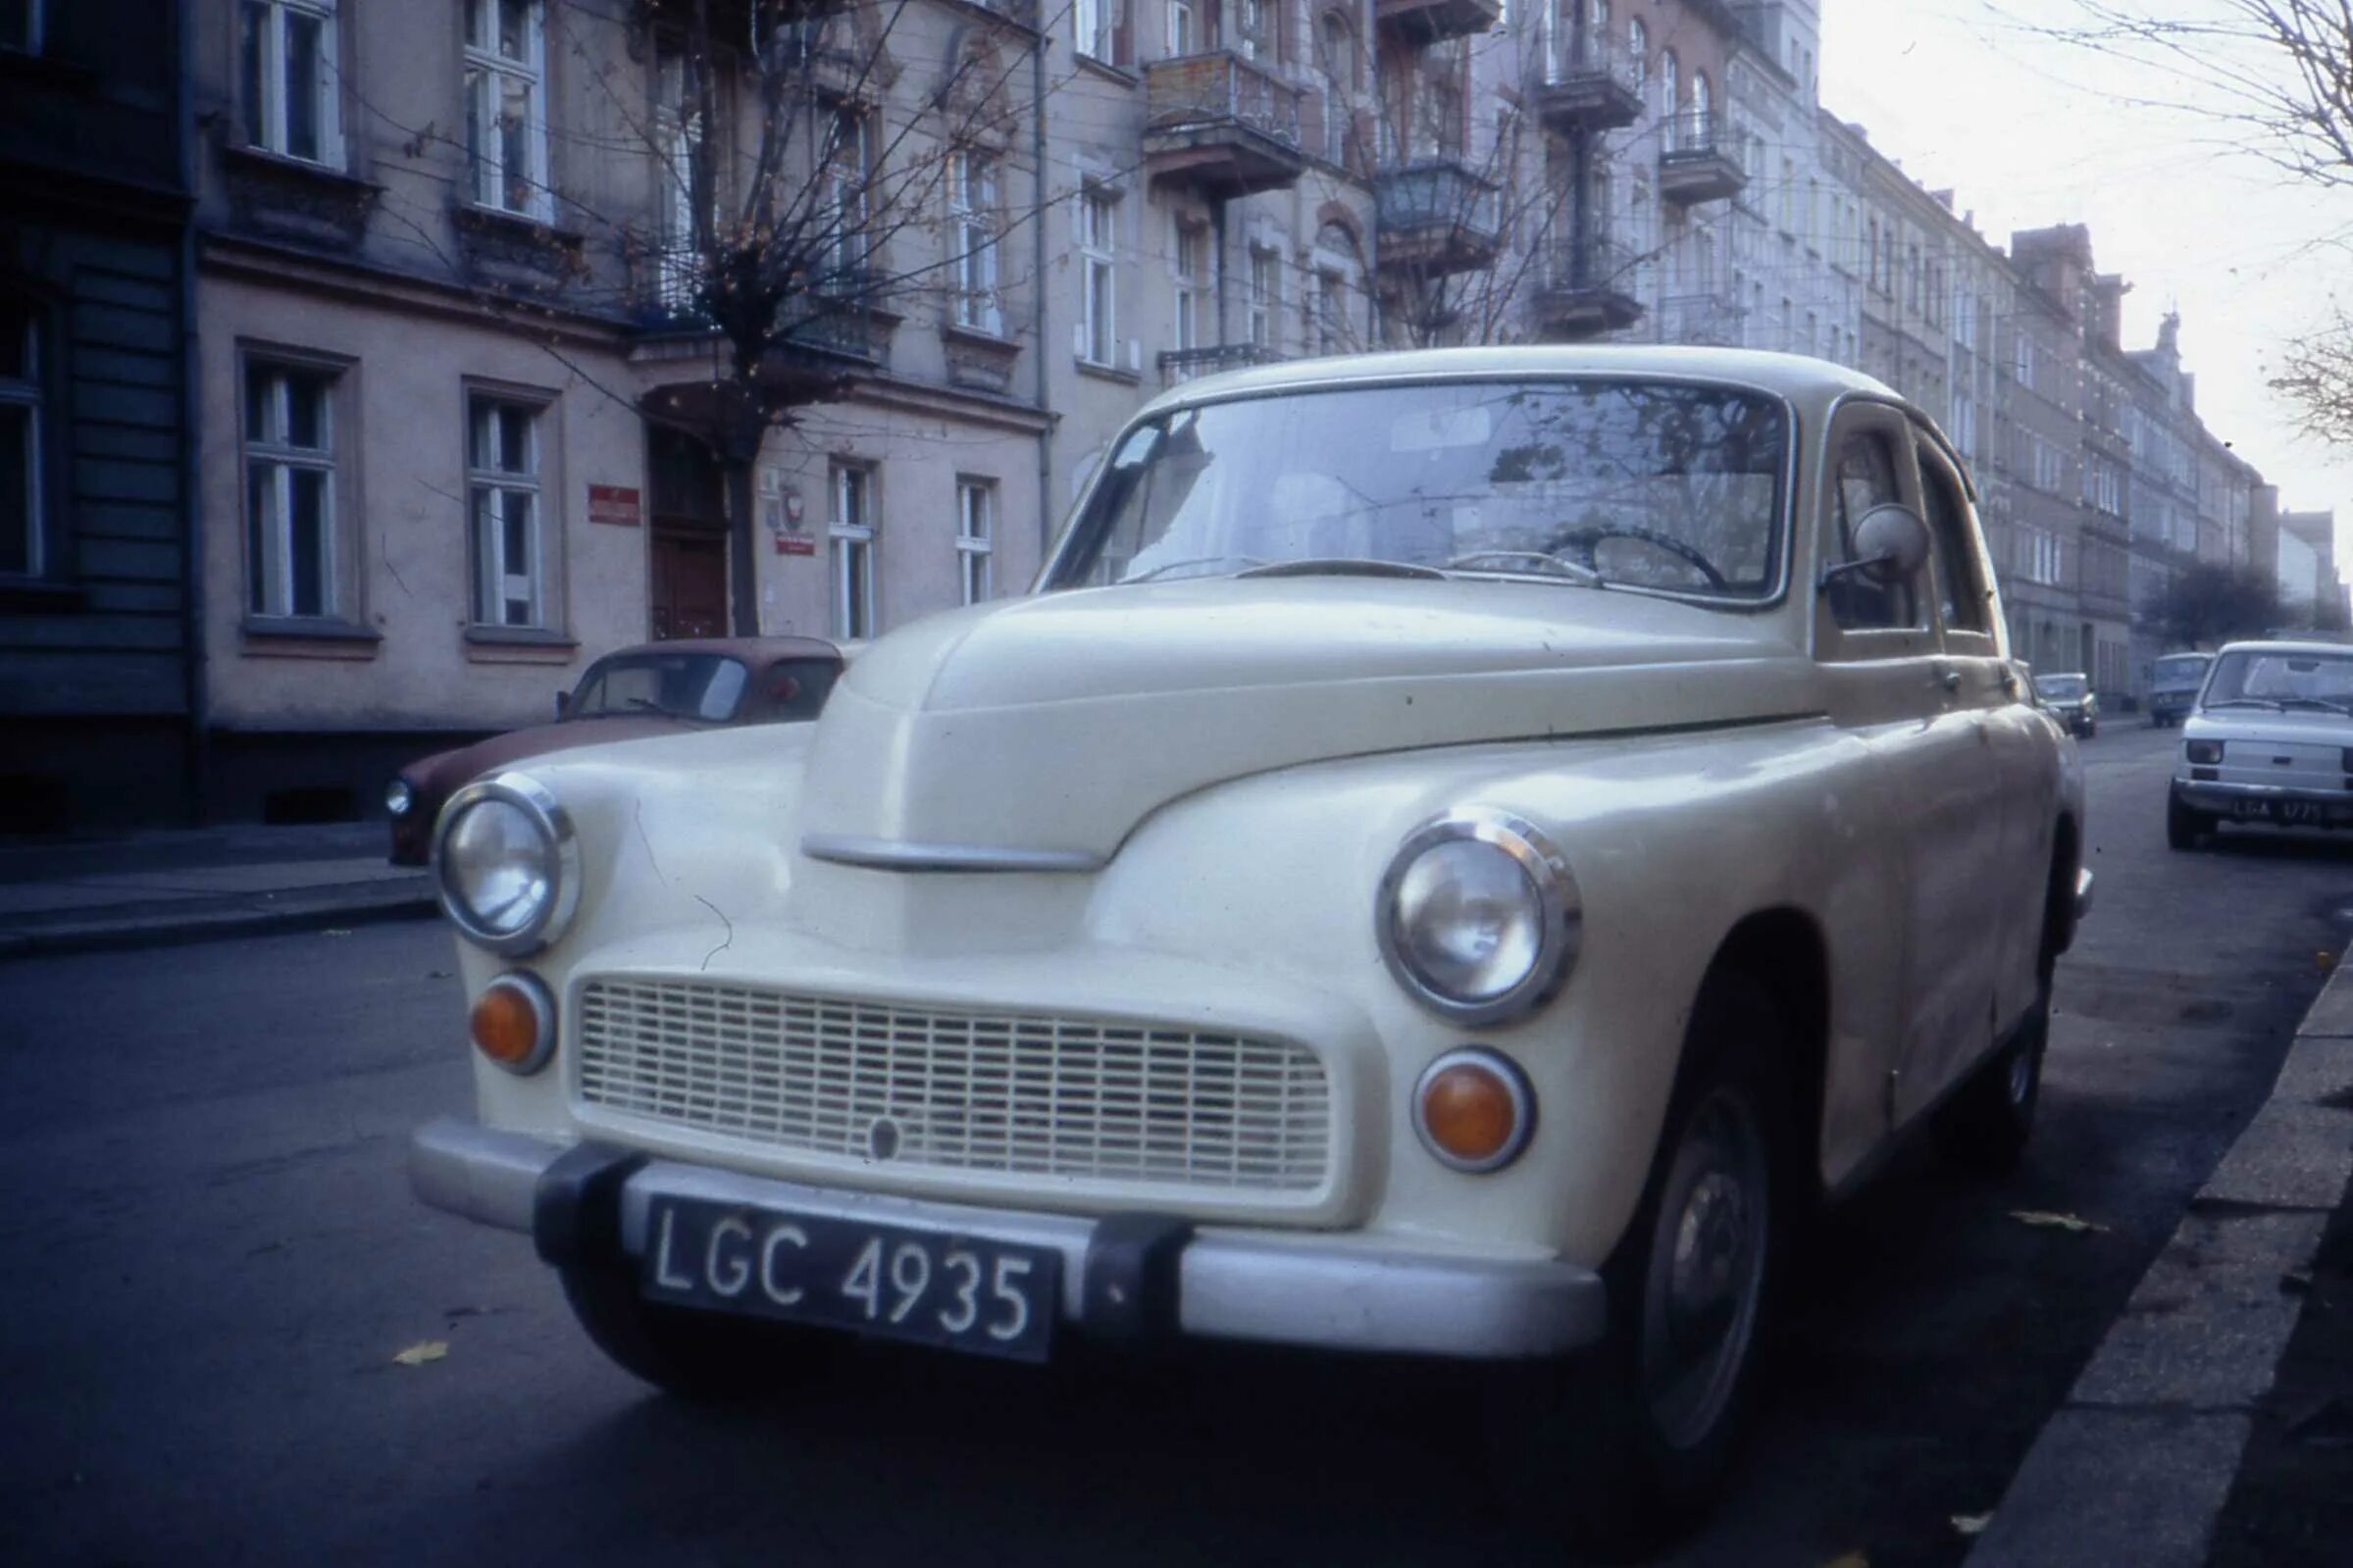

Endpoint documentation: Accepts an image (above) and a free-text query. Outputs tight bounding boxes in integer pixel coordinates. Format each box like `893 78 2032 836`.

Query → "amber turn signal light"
1412 1048 1534 1174
470 973 554 1075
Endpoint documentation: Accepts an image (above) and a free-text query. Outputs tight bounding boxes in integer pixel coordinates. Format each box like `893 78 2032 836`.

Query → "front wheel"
1486 975 1788 1561
2167 789 2212 851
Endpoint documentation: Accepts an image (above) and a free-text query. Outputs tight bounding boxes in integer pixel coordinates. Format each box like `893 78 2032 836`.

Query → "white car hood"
796 579 1818 864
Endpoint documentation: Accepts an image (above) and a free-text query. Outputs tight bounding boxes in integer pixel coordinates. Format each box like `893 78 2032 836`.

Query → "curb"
0 881 435 961
1965 962 2353 1568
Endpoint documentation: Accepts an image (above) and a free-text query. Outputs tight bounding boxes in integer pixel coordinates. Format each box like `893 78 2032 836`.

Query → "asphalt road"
1 724 2345 1567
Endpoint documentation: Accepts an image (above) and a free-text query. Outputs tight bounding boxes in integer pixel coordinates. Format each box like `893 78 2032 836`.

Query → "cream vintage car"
410 347 2091 1554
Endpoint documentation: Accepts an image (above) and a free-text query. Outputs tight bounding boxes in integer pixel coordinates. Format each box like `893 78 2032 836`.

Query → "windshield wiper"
1441 550 1606 587
1122 554 1269 583
1235 558 1446 582
2206 697 2285 711
2278 696 2353 715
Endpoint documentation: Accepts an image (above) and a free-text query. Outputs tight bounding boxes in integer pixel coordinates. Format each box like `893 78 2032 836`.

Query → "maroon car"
385 636 843 865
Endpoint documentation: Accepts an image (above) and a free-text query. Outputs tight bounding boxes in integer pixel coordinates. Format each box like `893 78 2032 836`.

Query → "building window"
1174 221 1210 351
468 395 543 628
830 463 876 638
948 149 999 333
821 107 872 280
1627 19 1647 89
1248 245 1279 349
1169 0 1199 54
1657 48 1678 124
463 0 546 216
956 478 995 606
0 299 37 577
1074 0 1113 61
240 0 341 164
1078 189 1117 366
244 363 338 619
652 44 712 311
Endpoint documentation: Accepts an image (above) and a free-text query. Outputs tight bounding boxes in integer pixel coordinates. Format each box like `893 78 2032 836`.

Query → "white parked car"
2171 639 2353 848
410 348 2091 1554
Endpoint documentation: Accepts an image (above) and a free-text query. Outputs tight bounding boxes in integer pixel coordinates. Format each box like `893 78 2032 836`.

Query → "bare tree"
2046 3 2353 443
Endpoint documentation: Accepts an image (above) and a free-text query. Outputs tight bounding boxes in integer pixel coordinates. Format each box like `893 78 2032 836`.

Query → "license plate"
2230 799 2327 825
640 1198 1059 1362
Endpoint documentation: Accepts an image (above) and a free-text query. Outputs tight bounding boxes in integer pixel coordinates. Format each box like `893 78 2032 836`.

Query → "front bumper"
411 1116 1607 1360
2174 778 2353 822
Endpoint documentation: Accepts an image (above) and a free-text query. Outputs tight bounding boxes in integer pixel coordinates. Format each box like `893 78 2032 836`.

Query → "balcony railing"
1158 342 1285 386
1373 161 1502 273
1534 29 1644 130
1531 234 1644 338
1373 0 1504 42
1656 293 1746 347
1660 110 1746 204
1546 234 1639 293
1143 52 1306 196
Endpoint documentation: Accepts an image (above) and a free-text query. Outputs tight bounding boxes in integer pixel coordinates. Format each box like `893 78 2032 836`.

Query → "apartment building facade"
0 2 196 830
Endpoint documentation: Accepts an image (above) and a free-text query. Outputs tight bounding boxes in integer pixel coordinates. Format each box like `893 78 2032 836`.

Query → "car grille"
574 979 1334 1196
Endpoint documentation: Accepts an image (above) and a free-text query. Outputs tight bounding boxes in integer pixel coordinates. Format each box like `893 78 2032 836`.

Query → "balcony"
1529 236 1643 340
1656 293 1747 347
1373 0 1503 43
1158 342 1285 387
631 248 890 401
1659 111 1746 205
1143 53 1305 197
1532 31 1644 132
1373 161 1503 276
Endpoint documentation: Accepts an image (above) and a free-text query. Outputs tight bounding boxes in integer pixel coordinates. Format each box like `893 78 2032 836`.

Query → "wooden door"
650 531 729 639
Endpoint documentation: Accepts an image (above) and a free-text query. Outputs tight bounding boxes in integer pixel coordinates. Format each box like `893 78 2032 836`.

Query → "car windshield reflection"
568 653 750 723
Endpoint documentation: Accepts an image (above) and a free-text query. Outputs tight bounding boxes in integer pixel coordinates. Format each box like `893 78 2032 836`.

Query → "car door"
1917 428 2051 1075
1812 401 2004 1133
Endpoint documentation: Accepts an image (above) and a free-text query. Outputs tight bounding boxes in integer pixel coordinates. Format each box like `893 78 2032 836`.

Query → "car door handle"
1999 669 2020 695
1936 667 1963 692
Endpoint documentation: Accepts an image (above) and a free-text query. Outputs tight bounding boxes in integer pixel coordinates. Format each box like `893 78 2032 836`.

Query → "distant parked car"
2034 672 2099 737
2146 650 2214 728
2171 639 2353 849
385 637 843 865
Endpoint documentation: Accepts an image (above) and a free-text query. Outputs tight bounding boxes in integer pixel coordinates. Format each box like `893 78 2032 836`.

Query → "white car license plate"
639 1198 1059 1362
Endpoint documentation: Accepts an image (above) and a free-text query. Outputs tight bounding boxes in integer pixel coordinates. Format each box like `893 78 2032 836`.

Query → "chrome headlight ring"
432 772 581 957
1376 807 1582 1027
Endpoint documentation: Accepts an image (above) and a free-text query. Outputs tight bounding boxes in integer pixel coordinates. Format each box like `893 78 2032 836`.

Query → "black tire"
2167 789 2211 851
1486 974 1790 1562
1935 970 2049 1174
560 1263 817 1400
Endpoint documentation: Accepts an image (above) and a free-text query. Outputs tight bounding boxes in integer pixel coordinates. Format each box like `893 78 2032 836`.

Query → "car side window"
1826 430 1918 631
1917 441 1988 633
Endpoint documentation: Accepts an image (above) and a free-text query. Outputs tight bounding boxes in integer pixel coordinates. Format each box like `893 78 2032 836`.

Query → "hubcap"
1641 1089 1769 1451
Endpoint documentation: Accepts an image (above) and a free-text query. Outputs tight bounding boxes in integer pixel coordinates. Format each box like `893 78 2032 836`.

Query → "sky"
1817 0 2352 551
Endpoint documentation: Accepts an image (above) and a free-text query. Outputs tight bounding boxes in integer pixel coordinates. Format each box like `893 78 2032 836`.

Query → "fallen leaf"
1819 1553 1869 1568
322 928 353 938
1952 1512 1994 1537
391 1340 448 1367
2010 1209 2109 1234
2320 951 2338 974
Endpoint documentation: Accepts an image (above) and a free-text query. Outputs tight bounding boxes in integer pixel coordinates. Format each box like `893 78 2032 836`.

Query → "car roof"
1138 345 1898 418
2214 639 2353 658
590 635 841 664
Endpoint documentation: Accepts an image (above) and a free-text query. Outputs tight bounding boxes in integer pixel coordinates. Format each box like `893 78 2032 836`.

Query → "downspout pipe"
1033 30 1052 563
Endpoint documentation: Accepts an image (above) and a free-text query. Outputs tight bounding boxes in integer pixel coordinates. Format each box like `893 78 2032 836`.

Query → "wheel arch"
1692 908 1832 1206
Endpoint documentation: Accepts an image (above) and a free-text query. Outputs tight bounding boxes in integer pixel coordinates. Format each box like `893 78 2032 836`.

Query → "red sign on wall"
588 484 641 527
776 534 817 557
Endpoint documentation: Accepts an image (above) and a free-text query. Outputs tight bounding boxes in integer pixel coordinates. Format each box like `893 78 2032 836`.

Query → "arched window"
1628 18 1647 86
1691 70 1713 126
1657 47 1678 124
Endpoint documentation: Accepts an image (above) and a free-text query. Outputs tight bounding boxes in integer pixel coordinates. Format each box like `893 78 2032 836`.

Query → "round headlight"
434 773 579 955
1378 809 1579 1025
385 778 414 817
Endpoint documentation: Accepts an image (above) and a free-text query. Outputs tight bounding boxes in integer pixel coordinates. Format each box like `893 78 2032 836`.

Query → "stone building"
0 2 196 830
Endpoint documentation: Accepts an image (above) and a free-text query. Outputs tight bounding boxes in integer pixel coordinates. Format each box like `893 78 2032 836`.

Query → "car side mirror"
1820 503 1932 591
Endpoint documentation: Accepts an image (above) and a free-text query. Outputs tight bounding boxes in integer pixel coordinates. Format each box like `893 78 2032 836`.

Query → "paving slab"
2268 1031 2353 1112
2290 958 2353 1038
1966 1409 2250 1568
2072 1209 2329 1410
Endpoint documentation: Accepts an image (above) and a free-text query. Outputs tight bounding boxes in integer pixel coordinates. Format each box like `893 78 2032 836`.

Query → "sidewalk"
0 822 434 959
1967 957 2353 1568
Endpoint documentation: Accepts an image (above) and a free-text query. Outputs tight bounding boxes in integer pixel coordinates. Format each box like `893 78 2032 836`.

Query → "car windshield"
2035 676 2087 700
2153 656 2211 689
2202 650 2353 712
568 652 750 722
1047 379 1790 600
